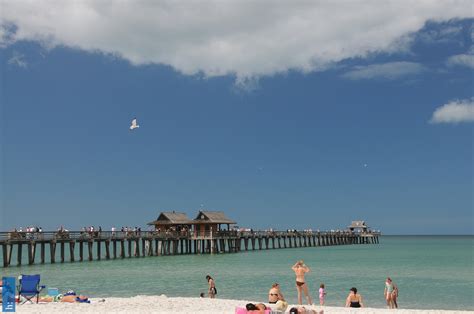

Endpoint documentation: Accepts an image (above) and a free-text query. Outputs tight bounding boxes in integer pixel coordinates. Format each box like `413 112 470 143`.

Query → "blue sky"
1 3 473 234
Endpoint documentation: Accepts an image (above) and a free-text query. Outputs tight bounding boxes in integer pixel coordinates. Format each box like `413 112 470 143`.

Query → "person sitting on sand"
245 303 267 314
206 275 217 298
292 260 312 305
268 283 285 304
345 287 364 308
268 282 289 311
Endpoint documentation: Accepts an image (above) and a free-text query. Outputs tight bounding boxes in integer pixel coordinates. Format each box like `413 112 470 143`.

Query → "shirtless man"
292 260 312 305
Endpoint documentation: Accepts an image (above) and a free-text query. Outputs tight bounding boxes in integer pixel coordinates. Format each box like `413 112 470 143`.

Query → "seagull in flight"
130 118 140 130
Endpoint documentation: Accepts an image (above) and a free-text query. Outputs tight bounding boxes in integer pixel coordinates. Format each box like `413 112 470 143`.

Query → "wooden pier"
0 229 380 268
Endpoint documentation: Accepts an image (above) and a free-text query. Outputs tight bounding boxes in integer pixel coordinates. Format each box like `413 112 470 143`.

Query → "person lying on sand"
245 303 268 314
289 306 320 314
36 294 90 303
61 295 90 303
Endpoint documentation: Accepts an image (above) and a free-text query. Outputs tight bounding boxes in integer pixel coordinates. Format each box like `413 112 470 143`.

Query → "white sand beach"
12 296 473 313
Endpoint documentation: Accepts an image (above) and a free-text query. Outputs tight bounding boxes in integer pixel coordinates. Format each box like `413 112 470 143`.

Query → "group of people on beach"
206 260 399 312
290 260 398 309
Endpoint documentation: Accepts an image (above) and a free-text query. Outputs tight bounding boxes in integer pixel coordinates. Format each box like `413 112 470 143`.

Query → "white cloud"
430 98 474 123
447 53 474 69
7 50 27 68
0 1 472 81
341 61 425 80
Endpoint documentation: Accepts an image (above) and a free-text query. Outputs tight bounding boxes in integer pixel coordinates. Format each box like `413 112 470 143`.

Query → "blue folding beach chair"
17 274 45 304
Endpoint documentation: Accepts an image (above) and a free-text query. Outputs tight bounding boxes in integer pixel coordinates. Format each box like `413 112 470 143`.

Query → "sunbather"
245 303 268 314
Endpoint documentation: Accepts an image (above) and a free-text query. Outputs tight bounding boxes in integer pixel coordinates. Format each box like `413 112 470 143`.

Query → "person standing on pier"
206 275 217 298
292 260 312 305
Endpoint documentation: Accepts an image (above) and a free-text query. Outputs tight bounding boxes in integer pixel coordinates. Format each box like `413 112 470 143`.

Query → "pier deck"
0 230 380 267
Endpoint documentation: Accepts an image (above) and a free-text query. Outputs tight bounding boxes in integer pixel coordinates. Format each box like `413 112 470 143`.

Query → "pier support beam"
70 242 75 262
28 242 36 265
97 241 101 260
3 243 12 267
50 242 56 264
88 241 93 261
120 240 125 258
105 240 110 260
41 242 45 264
60 242 65 263
79 242 84 261
17 243 23 265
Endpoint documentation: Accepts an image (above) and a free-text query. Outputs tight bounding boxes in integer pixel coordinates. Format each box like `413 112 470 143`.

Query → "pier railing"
0 229 381 243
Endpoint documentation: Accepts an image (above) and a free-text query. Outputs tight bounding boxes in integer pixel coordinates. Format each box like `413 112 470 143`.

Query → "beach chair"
17 274 45 304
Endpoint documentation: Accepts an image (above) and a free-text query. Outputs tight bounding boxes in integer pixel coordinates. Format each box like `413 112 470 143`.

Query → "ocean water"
1 236 473 310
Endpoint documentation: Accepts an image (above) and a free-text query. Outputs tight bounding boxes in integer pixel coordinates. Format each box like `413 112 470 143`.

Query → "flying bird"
130 118 139 130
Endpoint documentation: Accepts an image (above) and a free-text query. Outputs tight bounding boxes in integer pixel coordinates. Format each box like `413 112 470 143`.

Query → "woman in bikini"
292 260 312 305
206 275 217 298
345 287 364 308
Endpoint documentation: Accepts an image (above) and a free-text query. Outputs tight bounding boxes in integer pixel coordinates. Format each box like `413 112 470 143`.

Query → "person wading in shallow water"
384 277 399 309
206 275 217 298
292 260 312 305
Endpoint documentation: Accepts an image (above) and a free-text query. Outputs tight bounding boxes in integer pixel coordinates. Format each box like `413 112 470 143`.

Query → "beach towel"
235 307 272 314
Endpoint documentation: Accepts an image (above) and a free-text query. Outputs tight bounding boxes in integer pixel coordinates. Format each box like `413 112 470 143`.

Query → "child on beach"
318 283 326 305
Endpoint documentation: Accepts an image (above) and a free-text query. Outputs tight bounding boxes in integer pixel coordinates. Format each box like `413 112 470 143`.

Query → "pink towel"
235 307 271 314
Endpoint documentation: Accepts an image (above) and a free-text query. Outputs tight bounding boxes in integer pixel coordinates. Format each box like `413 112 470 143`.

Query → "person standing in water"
319 283 326 306
291 260 312 305
384 277 398 308
206 275 217 298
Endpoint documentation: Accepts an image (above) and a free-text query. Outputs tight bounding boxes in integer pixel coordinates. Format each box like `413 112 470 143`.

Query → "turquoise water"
2 236 473 310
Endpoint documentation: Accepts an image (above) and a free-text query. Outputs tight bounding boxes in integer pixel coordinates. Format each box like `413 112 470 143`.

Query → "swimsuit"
350 301 361 308
319 288 325 301
296 281 305 287
386 282 394 294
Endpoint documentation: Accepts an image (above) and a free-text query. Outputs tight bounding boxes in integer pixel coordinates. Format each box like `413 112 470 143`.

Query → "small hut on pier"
147 211 193 233
348 220 369 233
192 211 236 237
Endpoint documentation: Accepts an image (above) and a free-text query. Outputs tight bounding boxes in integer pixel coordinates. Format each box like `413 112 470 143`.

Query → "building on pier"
147 211 193 233
192 211 236 237
348 220 370 233
147 210 237 237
